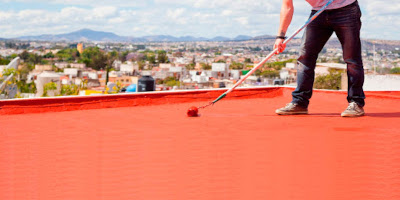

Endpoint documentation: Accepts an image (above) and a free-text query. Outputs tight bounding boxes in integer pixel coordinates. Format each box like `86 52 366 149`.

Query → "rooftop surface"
1 87 400 200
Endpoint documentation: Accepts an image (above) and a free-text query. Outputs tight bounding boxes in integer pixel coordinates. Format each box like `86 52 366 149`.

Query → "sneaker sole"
341 113 365 117
276 111 308 115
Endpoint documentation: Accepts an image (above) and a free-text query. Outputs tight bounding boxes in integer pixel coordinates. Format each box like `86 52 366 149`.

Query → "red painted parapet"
0 87 284 115
1 87 399 115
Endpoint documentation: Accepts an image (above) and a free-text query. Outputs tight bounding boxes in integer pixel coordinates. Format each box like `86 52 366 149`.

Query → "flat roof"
1 87 400 199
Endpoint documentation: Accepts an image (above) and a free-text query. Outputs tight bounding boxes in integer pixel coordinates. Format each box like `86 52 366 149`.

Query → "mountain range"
8 29 400 51
14 29 274 42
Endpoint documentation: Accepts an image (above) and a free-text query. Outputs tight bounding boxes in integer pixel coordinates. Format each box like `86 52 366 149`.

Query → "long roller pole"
207 0 335 106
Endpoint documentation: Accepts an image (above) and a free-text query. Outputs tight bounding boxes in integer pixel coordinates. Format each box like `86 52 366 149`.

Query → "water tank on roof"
138 76 155 92
126 84 137 93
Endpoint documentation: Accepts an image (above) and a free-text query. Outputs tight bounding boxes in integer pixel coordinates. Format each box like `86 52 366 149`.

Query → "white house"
212 63 229 79
55 63 86 69
120 62 138 74
160 63 172 69
64 68 79 77
35 71 61 97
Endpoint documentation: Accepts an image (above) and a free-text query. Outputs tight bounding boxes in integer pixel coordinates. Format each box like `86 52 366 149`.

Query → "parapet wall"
1 86 399 115
0 87 284 115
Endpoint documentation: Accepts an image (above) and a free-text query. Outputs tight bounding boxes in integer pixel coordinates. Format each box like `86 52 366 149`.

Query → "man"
274 0 365 117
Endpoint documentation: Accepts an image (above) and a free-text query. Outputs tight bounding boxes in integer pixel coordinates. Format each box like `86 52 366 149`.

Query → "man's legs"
330 2 365 107
291 12 334 108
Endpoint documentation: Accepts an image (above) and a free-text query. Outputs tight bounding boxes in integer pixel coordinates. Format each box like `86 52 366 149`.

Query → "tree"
42 82 58 97
260 70 279 78
314 69 342 90
27 53 42 65
244 58 252 63
230 62 243 70
5 42 17 49
2 68 16 77
8 54 19 60
251 46 262 51
136 45 146 50
145 53 156 64
104 51 119 91
201 63 211 70
80 47 107 70
43 52 55 59
157 50 169 63
185 63 195 70
137 61 146 70
19 51 30 61
120 51 130 63
18 64 31 80
264 59 296 71
162 77 180 87
60 84 79 96
56 48 80 62
17 81 36 94
0 56 10 65
390 67 400 74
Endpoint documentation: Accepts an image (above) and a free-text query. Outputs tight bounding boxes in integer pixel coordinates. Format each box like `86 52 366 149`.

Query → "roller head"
187 106 199 117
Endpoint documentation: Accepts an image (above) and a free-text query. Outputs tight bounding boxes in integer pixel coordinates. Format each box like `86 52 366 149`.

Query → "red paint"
1 87 400 200
187 106 199 117
0 87 283 115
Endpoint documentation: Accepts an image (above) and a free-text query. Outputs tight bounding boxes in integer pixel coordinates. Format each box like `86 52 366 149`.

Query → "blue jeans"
292 1 365 108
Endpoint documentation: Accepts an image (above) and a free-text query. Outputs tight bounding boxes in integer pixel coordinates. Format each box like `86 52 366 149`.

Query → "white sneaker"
341 102 365 117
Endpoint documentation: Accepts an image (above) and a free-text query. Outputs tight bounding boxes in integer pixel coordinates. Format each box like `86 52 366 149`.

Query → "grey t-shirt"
306 0 356 10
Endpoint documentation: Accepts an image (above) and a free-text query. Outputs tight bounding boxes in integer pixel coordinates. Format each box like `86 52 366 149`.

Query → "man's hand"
274 38 286 54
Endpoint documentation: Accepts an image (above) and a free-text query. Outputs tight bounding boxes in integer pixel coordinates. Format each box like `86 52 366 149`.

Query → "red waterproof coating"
187 106 199 117
1 88 400 200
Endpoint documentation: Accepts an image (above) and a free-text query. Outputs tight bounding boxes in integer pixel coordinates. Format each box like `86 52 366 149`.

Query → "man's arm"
274 0 294 54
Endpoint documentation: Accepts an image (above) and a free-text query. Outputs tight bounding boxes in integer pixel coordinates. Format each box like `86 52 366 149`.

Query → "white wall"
120 64 134 73
364 75 400 91
212 63 227 72
64 68 79 77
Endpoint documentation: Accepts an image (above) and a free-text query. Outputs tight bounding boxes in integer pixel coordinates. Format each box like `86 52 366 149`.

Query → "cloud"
0 0 397 40
235 17 249 26
363 0 400 15
222 10 233 16
0 0 147 7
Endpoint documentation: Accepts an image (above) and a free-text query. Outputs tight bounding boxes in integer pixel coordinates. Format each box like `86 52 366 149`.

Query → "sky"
0 0 399 40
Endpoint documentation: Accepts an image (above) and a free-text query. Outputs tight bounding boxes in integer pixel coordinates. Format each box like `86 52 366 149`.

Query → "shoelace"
346 102 358 111
285 103 296 109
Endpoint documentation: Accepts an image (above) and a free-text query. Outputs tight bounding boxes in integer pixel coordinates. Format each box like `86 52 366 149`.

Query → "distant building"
99 76 138 87
120 62 139 75
35 65 53 72
160 63 172 69
64 68 82 78
35 71 61 97
212 63 229 79
113 60 122 70
77 43 84 54
285 63 297 69
315 63 346 75
55 63 86 69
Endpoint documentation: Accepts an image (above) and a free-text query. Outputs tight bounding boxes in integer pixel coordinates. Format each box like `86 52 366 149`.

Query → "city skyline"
0 0 399 40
